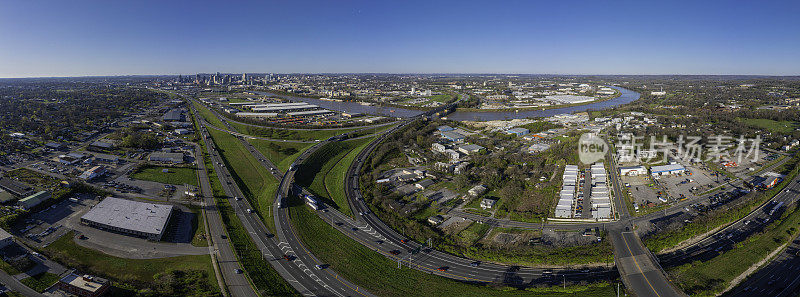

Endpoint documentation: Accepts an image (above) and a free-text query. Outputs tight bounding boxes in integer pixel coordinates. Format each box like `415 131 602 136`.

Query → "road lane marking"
621 232 662 297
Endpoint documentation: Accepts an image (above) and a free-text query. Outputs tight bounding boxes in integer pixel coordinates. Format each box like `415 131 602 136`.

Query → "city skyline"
2 0 800 77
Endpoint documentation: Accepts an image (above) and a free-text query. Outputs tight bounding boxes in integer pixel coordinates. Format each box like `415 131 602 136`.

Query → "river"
253 86 640 121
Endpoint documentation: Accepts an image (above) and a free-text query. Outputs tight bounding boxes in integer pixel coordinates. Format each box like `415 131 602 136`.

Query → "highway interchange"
188 93 800 297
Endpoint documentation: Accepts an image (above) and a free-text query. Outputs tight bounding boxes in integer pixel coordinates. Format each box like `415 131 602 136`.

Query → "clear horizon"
2 0 799 77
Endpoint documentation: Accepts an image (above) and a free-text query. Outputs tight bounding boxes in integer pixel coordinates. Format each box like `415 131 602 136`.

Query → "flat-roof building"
148 152 185 164
650 164 686 176
440 131 465 142
619 165 647 176
287 110 334 117
0 228 13 249
236 112 278 118
57 273 110 297
162 109 184 122
80 197 174 241
506 127 530 136
0 178 35 197
18 191 51 210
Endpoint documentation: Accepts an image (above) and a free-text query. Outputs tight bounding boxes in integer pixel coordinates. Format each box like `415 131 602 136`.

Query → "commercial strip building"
80 197 174 241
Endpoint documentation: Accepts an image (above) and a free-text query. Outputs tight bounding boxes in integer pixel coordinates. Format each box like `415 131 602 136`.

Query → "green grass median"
295 137 373 217
207 127 280 233
196 119 299 296
247 139 314 172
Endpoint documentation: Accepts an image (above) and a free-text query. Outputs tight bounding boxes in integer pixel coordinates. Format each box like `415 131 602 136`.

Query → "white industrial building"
619 165 647 176
650 164 686 176
80 197 174 241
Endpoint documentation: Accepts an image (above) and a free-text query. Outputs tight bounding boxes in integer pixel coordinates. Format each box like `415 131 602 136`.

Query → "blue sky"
1 0 799 77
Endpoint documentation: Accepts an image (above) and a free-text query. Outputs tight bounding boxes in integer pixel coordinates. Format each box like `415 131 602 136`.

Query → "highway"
192 92 800 297
726 232 800 296
192 144 256 297
192 98 370 297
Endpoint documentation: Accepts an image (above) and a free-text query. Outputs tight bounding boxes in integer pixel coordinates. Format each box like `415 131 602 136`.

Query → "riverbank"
454 90 620 113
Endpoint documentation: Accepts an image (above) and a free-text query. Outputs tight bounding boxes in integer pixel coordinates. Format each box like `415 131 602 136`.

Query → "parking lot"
16 193 97 247
622 175 661 206
658 164 722 201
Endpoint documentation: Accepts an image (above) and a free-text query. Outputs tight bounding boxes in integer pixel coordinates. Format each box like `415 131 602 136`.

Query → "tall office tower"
242 73 247 83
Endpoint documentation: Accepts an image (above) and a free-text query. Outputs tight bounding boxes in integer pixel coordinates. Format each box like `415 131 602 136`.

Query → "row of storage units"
590 163 612 219
555 165 579 218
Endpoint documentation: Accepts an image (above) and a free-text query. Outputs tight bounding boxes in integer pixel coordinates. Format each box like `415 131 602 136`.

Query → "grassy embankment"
206 126 279 233
288 201 617 297
294 137 374 218
130 165 199 186
247 139 314 172
40 231 218 295
645 155 800 253
192 100 226 129
194 109 299 296
670 202 800 296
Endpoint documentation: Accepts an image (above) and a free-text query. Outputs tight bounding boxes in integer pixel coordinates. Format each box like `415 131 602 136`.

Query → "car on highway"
437 266 449 272
234 269 243 274
246 208 253 213
389 250 401 255
470 261 480 267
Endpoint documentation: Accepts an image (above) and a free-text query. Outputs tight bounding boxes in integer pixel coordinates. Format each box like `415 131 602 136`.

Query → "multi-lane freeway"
190 92 800 297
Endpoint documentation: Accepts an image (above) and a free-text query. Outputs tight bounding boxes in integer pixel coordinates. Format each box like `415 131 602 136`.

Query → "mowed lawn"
289 203 616 297
247 139 314 172
42 232 217 290
130 165 199 186
739 118 800 134
207 127 280 232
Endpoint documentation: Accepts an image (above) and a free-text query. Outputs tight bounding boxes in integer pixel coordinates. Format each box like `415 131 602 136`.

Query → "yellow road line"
621 232 661 297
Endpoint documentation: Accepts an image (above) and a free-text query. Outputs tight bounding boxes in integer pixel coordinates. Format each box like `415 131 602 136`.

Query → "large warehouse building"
80 197 174 241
